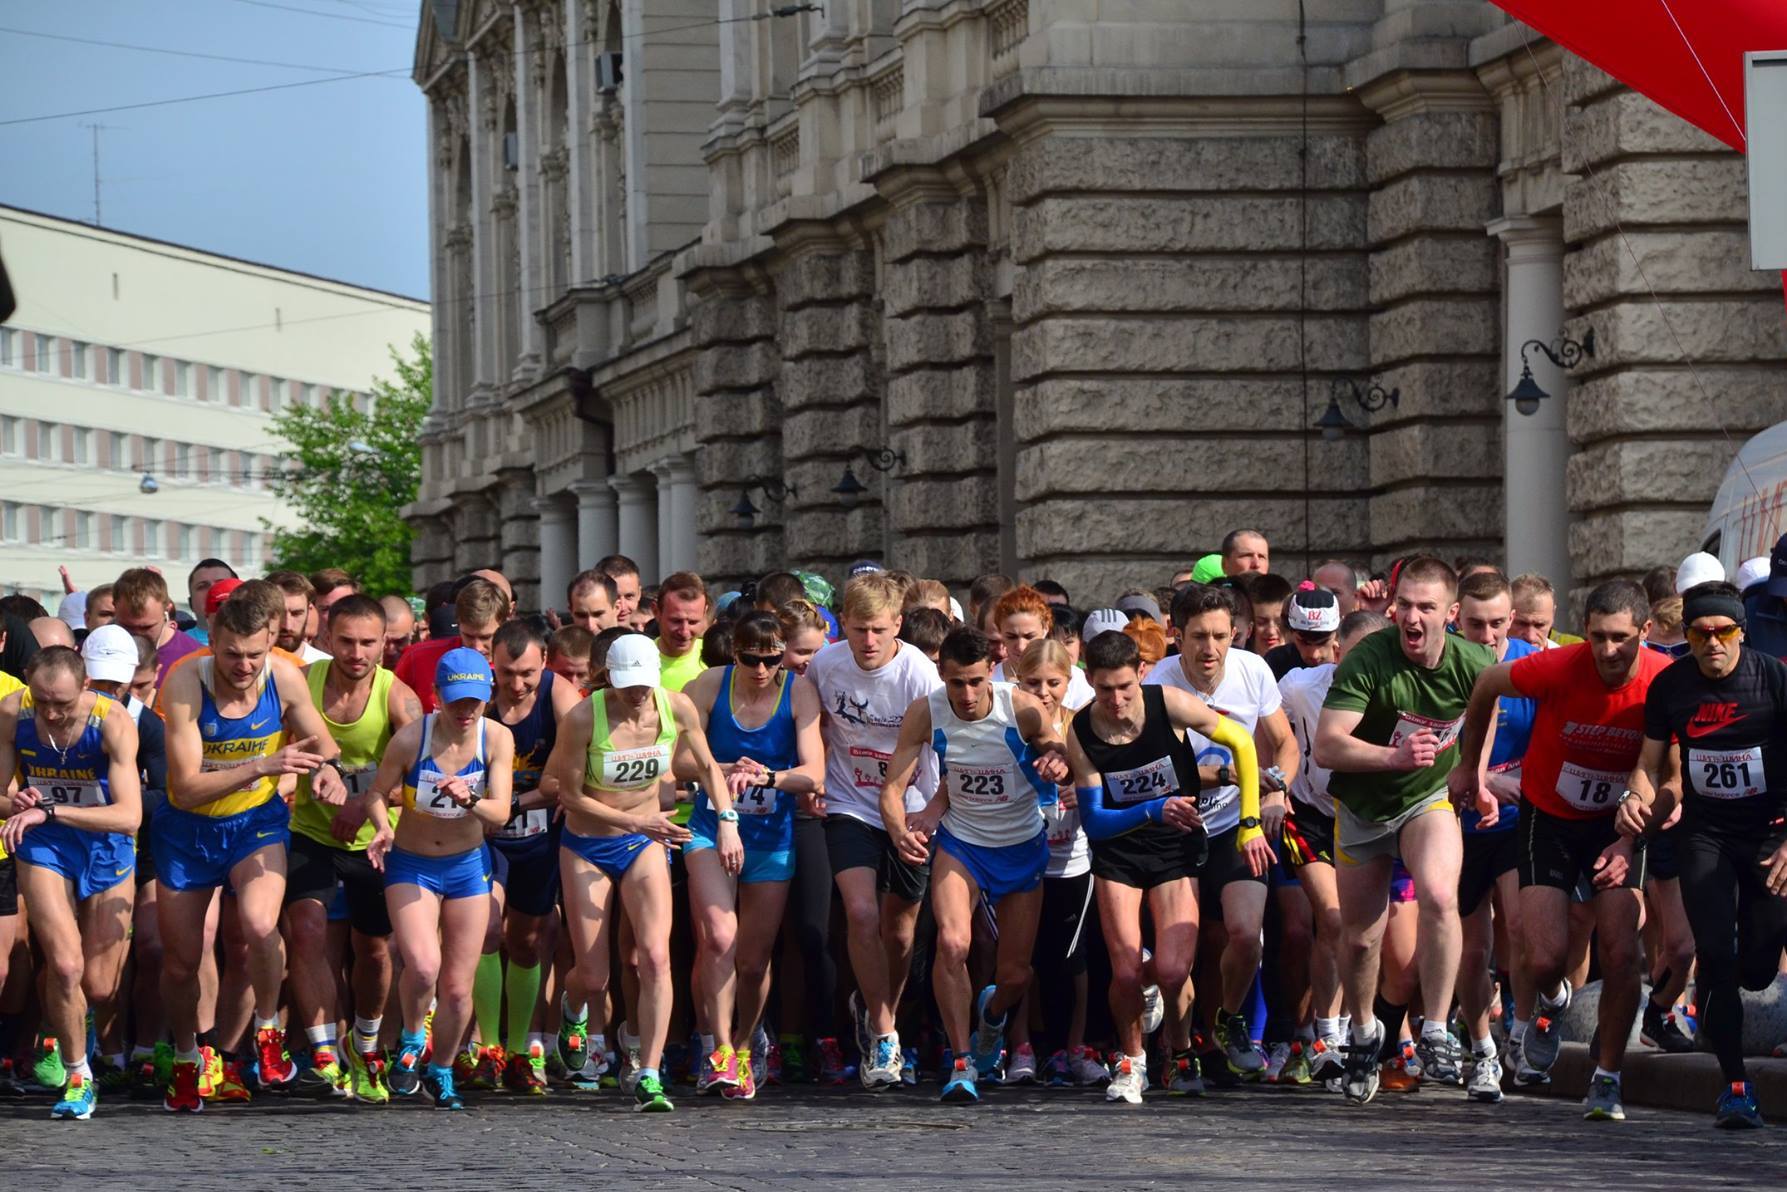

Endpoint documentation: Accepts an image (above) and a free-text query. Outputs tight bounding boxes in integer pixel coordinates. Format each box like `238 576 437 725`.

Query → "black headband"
1682 591 1746 628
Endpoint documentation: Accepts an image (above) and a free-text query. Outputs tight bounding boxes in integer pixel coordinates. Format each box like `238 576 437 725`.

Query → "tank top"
1071 685 1202 811
292 662 397 849
930 682 1052 848
16 691 116 810
196 658 285 818
490 670 558 840
584 687 676 793
696 667 798 843
401 713 488 819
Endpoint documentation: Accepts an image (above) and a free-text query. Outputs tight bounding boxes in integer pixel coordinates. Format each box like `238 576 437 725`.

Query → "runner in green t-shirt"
1313 556 1495 1105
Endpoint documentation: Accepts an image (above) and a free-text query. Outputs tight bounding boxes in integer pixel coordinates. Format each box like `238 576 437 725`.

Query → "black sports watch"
1238 816 1262 830
1216 764 1232 787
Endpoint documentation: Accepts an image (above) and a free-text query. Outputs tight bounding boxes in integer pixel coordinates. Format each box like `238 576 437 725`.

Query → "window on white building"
67 341 88 379
70 427 90 465
142 518 161 557
173 524 191 560
110 514 128 553
141 353 160 391
0 503 15 542
32 336 53 373
109 431 126 469
206 365 223 401
0 328 13 367
241 371 260 408
174 361 190 397
106 347 123 385
0 416 15 456
74 511 94 550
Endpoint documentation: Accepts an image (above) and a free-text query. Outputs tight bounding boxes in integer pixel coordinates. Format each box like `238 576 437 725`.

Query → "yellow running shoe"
350 1048 390 1105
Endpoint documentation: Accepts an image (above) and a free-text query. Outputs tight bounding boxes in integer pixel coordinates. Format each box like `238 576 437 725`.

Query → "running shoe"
198 1046 222 1100
389 1040 425 1096
663 1041 692 1087
544 1049 572 1084
1263 1041 1293 1084
255 1027 298 1090
1105 1054 1146 1104
163 1058 202 1113
1043 1049 1072 1087
1467 1052 1504 1103
0 1056 24 1097
849 990 872 1061
1583 1072 1625 1121
863 1036 902 1089
1139 948 1164 1036
1715 1081 1764 1129
1069 1045 1109 1086
1005 1043 1038 1085
423 1066 464 1110
1308 1034 1345 1082
970 985 1007 1078
722 1052 757 1101
1380 1041 1421 1093
777 1035 805 1084
93 1055 130 1095
505 1046 549 1095
751 1025 773 1087
453 1046 480 1087
1643 1002 1694 1054
815 1037 847 1086
1167 1049 1205 1096
1415 1030 1463 1086
1342 1025 1383 1105
1510 1034 1550 1087
295 1047 343 1098
351 1048 390 1104
471 1044 506 1091
940 1056 979 1105
1522 980 1570 1075
634 1072 674 1113
1279 1042 1313 1086
702 1045 742 1093
901 1047 919 1086
560 1009 591 1073
32 1037 65 1091
1215 1011 1266 1077
214 1057 252 1103
571 1056 606 1092
619 1025 643 1093
51 1071 97 1120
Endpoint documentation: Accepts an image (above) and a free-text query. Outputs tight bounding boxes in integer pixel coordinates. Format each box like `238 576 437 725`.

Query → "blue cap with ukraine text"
436 647 494 704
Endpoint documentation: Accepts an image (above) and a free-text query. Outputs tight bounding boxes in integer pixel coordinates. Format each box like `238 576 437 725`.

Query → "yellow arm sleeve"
1208 714 1263 848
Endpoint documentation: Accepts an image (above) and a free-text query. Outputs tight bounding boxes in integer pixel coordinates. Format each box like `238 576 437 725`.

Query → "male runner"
1222 531 1270 577
1063 630 1268 1103
1616 580 1787 1128
1452 578 1662 1120
380 596 416 670
112 568 204 687
878 627 1069 1104
595 555 644 627
807 574 941 1088
266 572 331 665
396 578 510 712
185 559 237 647
1315 555 1494 1104
0 646 142 1119
157 591 349 1111
567 570 621 634
283 595 420 1103
655 572 709 693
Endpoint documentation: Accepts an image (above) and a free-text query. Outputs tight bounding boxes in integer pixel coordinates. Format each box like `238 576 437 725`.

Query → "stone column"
569 479 617 567
651 461 677 581
533 496 576 617
664 455 700 574
611 472 659 582
1490 216 1571 592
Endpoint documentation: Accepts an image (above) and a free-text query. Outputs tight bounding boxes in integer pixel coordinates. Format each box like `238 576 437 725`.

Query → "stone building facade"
409 1 1787 612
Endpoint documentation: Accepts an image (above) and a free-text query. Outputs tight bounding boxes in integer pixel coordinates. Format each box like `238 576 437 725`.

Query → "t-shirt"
659 642 706 693
156 628 204 689
1512 642 1667 821
1465 636 1540 834
394 635 460 713
1644 647 1787 834
299 641 332 666
807 639 941 830
1323 626 1494 823
1279 663 1337 815
1263 642 1309 682
1145 649 1280 836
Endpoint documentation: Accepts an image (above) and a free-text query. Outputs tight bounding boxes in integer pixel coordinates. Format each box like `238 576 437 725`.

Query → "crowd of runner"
4 531 1787 1127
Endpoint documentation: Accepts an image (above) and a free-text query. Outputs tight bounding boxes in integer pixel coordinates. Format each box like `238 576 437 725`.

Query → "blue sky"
0 0 429 298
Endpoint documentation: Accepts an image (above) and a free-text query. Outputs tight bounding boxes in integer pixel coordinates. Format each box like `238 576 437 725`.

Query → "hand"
1472 784 1500 830
0 806 46 850
261 735 326 778
725 758 766 799
59 564 76 594
311 763 349 807
330 798 372 844
366 826 394 872
634 811 693 846
1614 793 1652 839
1056 785 1077 812
893 823 930 867
1389 729 1439 771
1261 766 1288 794
1765 840 1787 897
1261 795 1287 842
1238 830 1275 879
435 775 477 809
798 790 827 817
1355 579 1391 614
1161 795 1202 833
717 819 745 875
1032 746 1070 787
1592 836 1633 890
544 607 563 631
9 786 42 816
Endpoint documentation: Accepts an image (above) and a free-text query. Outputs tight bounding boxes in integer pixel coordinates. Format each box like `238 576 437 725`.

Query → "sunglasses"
737 652 783 670
1685 623 1742 646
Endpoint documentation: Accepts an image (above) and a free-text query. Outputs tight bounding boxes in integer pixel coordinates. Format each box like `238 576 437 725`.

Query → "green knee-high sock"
473 953 503 1050
505 961 542 1052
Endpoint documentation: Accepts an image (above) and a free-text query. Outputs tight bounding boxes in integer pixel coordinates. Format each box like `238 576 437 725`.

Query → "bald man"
29 617 75 649
379 596 417 670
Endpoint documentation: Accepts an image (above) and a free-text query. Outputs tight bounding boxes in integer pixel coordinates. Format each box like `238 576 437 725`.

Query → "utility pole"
80 123 109 226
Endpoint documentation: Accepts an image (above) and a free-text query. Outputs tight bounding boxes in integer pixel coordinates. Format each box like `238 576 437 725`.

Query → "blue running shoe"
940 1057 979 1105
389 1039 425 1096
51 1072 97 1120
970 985 1006 1078
423 1065 464 1110
1716 1081 1764 1129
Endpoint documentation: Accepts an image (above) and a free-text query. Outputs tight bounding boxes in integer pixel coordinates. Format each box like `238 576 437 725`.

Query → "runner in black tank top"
1072 686 1208 889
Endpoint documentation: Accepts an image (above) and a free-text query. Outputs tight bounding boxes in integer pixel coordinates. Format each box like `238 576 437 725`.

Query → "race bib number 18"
1556 761 1624 812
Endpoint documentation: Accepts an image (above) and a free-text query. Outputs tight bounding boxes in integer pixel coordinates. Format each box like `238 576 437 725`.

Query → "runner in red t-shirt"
1447 579 1666 1121
396 578 507 712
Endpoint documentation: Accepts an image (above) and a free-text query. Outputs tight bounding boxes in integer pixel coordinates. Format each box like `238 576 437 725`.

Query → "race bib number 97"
1690 747 1766 800
41 780 104 807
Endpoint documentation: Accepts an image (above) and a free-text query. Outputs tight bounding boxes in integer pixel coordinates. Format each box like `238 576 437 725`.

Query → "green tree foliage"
263 334 431 595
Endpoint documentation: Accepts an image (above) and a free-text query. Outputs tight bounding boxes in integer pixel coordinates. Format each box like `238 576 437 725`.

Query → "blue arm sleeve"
1077 783 1165 841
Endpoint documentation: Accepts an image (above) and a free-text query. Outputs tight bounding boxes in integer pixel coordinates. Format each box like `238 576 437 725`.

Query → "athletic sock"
305 1024 337 1051
1511 1017 1530 1044
1472 1035 1496 1059
504 961 542 1053
175 1047 201 1065
353 1016 383 1055
1348 1018 1379 1048
1315 1016 1340 1041
130 1043 156 1063
254 1014 280 1034
1373 997 1407 1059
1419 1018 1449 1043
473 953 503 1049
400 1028 427 1051
637 1066 659 1085
563 994 590 1023
1540 982 1567 1011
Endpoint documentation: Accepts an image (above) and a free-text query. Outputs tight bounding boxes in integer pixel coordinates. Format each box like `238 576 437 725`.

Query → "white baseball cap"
1083 608 1130 641
1736 555 1771 593
1675 551 1725 594
81 624 139 684
606 633 662 689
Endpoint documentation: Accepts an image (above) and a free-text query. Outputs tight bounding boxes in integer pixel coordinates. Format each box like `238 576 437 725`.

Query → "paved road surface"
2 1081 1780 1189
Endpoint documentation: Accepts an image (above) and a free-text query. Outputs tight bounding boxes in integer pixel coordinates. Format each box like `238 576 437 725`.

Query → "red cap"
205 577 245 616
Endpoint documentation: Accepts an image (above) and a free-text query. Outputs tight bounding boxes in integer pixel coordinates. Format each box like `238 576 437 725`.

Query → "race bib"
413 770 479 820
1104 756 1176 806
40 779 105 808
950 764 1012 807
601 746 666 791
849 746 892 790
1556 761 1625 812
498 805 550 838
734 784 778 817
1690 747 1766 800
339 764 377 797
1389 711 1463 751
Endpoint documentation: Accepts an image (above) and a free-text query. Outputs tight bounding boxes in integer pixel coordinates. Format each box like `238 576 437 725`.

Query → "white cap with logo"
606 633 663 690
82 624 139 684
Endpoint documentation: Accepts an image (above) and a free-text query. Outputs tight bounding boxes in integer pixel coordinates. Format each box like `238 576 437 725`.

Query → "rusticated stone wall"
690 274 784 582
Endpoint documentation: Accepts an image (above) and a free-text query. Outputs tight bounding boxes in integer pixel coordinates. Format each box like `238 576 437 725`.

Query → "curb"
1519 1042 1787 1117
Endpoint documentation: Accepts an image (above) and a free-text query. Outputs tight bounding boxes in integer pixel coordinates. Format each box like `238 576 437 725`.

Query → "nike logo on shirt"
250 718 271 731
1684 703 1746 738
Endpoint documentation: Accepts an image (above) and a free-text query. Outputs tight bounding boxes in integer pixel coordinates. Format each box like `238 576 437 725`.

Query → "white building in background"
0 204 430 611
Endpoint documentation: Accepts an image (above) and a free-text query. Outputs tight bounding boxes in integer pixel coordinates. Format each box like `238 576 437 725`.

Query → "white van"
1703 421 1787 571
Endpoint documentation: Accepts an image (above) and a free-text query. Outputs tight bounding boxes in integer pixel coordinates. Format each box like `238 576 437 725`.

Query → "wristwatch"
1216 764 1232 787
762 770 777 790
41 802 57 822
718 809 741 824
322 758 346 781
1238 816 1262 830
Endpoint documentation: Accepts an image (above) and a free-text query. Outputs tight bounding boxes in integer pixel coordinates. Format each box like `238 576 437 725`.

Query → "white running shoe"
1140 947 1164 1035
1106 1054 1147 1104
1467 1052 1504 1103
1005 1043 1038 1084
